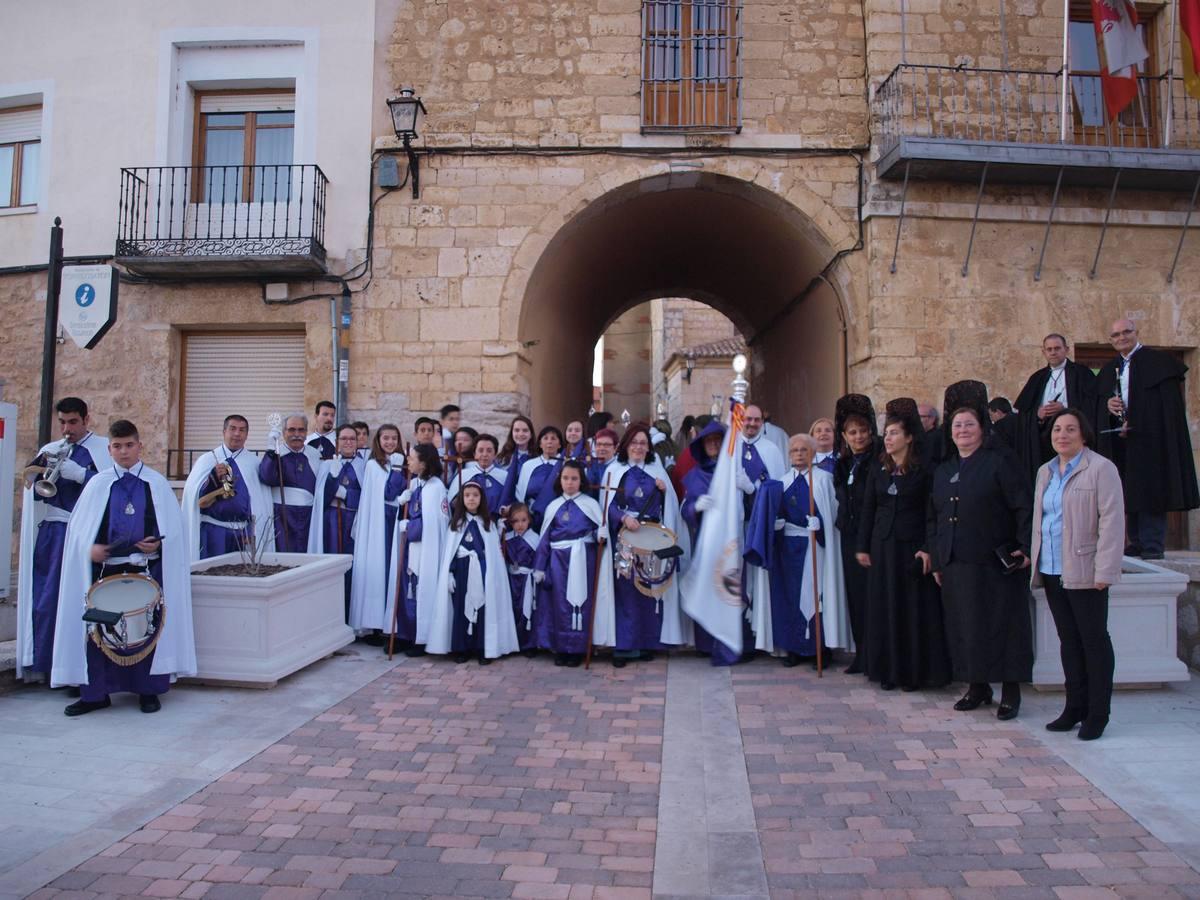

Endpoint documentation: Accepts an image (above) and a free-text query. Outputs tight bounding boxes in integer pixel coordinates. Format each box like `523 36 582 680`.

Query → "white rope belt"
550 536 594 631
200 515 248 530
277 487 314 507
41 507 72 524
455 546 486 634
508 564 536 629
782 522 816 538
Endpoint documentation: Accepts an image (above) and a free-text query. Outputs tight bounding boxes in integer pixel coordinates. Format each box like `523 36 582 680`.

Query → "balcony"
115 164 328 278
873 65 1200 191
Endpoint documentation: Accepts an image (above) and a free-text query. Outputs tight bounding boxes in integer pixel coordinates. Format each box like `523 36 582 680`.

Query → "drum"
85 573 165 667
616 522 680 599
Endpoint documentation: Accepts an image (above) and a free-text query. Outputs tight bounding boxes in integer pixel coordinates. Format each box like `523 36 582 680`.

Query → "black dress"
857 462 950 689
833 442 880 665
928 446 1034 684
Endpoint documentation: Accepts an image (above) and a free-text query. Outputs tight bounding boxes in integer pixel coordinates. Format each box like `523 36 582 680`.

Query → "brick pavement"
733 665 1200 899
23 653 1200 900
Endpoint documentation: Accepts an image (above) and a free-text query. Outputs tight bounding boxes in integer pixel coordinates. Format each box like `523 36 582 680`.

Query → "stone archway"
510 167 859 434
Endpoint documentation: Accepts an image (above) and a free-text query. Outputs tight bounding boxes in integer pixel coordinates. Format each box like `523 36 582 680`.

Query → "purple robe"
505 530 538 650
522 457 563 531
467 467 507 516
394 481 431 643
319 460 362 555
258 450 316 552
447 520 487 653
30 442 98 674
308 434 335 460
198 453 253 559
382 467 408 574
81 470 170 701
608 466 666 651
500 449 531 508
533 496 598 654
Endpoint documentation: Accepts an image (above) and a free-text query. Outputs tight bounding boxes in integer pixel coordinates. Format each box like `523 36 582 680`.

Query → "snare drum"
616 522 680 599
85 573 165 667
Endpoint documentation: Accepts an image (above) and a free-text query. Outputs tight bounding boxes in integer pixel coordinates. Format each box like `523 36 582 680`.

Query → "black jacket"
833 441 882 537
927 446 1032 570
857 461 932 551
1011 360 1097 485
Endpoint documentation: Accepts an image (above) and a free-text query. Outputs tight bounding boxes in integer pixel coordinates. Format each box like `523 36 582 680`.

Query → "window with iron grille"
641 0 742 132
193 90 296 202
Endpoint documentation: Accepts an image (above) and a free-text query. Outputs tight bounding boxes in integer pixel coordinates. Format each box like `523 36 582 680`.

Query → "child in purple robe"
504 504 540 653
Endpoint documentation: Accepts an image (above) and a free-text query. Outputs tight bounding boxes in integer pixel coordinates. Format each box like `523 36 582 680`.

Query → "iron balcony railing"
874 64 1200 156
116 164 328 263
640 0 743 132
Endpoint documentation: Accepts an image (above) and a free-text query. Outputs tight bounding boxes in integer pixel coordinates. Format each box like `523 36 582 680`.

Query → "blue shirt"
1038 450 1084 576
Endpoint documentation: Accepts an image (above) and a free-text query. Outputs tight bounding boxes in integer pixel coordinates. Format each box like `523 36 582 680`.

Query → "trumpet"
197 462 236 509
25 440 70 499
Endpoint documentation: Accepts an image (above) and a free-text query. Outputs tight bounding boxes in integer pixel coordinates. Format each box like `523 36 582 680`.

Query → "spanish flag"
1183 0 1200 100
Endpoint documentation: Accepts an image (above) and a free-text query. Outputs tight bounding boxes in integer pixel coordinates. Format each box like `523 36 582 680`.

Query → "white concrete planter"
188 552 354 687
1033 556 1191 688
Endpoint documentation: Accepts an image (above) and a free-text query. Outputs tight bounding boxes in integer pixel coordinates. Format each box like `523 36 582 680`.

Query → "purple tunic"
767 474 825 656
308 434 335 460
522 457 563 531
198 452 254 559
608 467 666 651
258 450 316 552
382 468 408 575
394 481 430 643
505 530 538 650
499 449 531 508
81 470 170 701
447 520 487 653
319 460 362 555
533 496 598 654
30 441 98 674
466 467 507 516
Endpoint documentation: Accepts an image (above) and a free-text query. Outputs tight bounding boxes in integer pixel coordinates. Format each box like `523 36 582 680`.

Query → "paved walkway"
6 649 1200 899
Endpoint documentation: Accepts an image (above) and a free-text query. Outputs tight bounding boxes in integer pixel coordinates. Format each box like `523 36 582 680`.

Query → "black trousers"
1041 574 1115 719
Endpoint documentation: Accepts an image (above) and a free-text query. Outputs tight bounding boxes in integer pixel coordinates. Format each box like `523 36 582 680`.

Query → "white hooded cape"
382 476 449 644
16 433 112 680
348 458 402 631
538 492 617 647
601 459 692 646
307 455 368 554
51 464 197 687
749 466 852 652
426 516 520 658
180 446 274 563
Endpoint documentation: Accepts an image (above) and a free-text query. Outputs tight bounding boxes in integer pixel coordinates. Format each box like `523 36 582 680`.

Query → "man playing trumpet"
180 415 274 561
16 397 112 684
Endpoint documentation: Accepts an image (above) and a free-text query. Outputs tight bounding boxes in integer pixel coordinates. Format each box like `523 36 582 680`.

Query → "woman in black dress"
929 403 1034 720
832 394 881 675
855 406 950 692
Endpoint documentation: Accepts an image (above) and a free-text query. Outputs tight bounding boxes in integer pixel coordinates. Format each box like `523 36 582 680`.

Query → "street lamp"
386 87 427 199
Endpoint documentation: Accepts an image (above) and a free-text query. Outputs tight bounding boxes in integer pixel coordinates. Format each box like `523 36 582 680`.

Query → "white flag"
681 419 746 655
1096 0 1149 76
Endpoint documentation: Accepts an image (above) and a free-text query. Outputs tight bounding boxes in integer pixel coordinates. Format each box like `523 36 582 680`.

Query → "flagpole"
1166 0 1179 147
1060 0 1071 143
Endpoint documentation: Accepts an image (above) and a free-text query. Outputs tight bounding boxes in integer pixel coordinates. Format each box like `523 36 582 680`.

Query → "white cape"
426 516 520 658
180 446 274 562
382 476 449 644
538 492 617 647
307 455 367 554
602 460 691 646
749 466 851 652
16 433 112 680
762 421 790 464
51 464 196 686
348 459 402 631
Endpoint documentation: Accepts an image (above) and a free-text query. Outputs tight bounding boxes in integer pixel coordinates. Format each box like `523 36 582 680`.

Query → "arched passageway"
517 171 851 434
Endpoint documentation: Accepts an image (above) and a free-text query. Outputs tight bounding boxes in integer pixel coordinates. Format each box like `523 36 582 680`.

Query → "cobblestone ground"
26 652 1200 900
733 665 1200 899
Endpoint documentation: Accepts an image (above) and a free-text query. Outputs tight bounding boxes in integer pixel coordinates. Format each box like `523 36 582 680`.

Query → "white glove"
267 429 282 449
335 485 348 501
774 518 786 532
448 574 457 593
398 488 414 505
695 494 715 512
390 453 405 467
806 516 821 533
532 571 545 584
59 459 87 483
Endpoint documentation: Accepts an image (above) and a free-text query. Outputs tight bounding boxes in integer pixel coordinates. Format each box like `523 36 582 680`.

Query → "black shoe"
639 650 656 662
554 653 569 667
478 655 492 666
1078 717 1109 741
454 652 470 664
953 686 994 711
1046 709 1086 732
360 632 384 646
1124 544 1142 557
65 698 111 717
404 645 427 658
612 657 627 669
781 654 802 668
996 702 1020 721
880 681 896 691
521 648 539 658
1141 551 1165 560
901 684 919 693
139 694 162 714
566 654 583 668
843 662 864 675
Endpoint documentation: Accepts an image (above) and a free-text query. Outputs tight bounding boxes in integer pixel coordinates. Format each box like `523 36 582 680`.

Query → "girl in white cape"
426 482 519 662
348 424 408 642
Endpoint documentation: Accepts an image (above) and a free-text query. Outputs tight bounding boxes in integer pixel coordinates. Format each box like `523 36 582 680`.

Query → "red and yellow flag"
1182 0 1200 100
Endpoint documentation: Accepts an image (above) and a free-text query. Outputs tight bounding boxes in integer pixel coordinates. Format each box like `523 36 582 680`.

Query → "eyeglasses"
1110 328 1135 338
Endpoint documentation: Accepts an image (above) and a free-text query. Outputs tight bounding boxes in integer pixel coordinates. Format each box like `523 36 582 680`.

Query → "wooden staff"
584 471 614 669
274 447 290 551
808 462 823 678
387 443 412 660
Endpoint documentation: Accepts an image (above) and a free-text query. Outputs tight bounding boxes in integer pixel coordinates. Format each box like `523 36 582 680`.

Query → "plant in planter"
194 515 293 578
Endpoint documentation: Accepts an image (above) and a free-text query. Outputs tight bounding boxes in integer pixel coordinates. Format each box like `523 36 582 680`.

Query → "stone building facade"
0 0 1197 546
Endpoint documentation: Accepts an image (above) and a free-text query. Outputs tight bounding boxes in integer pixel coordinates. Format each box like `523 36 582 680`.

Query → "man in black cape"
1010 333 1097 484
1093 319 1198 559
